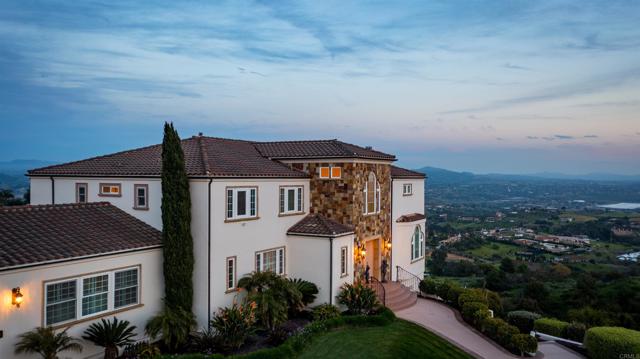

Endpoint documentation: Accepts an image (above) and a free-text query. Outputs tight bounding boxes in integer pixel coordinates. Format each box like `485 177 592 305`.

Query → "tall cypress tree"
161 122 194 312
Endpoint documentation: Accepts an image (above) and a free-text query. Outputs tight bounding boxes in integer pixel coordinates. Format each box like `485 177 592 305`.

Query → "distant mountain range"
0 160 55 194
414 166 640 184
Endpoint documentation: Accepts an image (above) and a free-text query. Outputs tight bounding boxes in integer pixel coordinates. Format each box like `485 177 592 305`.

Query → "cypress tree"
161 122 194 312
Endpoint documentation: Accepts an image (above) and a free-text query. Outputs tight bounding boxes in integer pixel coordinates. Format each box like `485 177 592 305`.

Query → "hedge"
534 318 569 338
507 311 541 334
161 308 396 359
461 302 489 324
511 334 538 356
584 327 640 359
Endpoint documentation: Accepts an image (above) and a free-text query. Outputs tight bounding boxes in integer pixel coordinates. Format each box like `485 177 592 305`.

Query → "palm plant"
288 278 319 306
145 306 196 352
82 317 137 359
15 327 82 359
238 271 302 332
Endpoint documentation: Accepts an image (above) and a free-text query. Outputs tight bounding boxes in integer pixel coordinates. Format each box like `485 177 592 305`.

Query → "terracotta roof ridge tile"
197 135 212 175
1 201 112 213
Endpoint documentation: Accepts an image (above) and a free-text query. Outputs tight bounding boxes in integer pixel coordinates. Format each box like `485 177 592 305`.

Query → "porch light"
12 287 23 308
385 242 392 249
361 249 366 257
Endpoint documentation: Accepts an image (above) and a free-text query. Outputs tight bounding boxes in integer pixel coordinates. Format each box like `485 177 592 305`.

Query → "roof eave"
286 231 355 238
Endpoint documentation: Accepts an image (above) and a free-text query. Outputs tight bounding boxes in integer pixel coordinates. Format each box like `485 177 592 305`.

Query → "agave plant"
145 306 196 352
82 317 137 359
15 326 82 359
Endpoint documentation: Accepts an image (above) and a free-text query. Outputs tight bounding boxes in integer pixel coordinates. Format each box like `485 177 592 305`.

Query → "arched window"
363 172 380 214
411 225 425 260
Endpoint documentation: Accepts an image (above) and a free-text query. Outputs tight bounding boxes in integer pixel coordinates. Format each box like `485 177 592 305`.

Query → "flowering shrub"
337 283 379 315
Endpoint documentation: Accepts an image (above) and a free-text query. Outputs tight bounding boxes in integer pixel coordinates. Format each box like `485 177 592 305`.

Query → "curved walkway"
396 298 584 359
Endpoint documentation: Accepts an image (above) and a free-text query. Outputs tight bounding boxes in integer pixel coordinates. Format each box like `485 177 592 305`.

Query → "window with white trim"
226 187 257 219
363 172 380 214
44 267 140 326
76 183 88 203
256 247 285 275
134 184 148 209
226 257 236 291
279 186 303 214
411 225 425 261
99 183 121 196
403 183 413 195
319 166 341 179
340 246 348 277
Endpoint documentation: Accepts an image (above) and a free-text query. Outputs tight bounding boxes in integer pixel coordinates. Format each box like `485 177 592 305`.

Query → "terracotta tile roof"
28 136 308 178
0 202 162 270
253 139 396 161
396 213 426 223
287 214 354 237
391 165 426 178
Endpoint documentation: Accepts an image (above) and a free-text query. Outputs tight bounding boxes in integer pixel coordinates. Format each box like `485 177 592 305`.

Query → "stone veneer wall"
302 162 392 279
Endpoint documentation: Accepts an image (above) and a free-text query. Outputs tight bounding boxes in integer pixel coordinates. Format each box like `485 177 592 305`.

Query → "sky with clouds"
1 0 639 174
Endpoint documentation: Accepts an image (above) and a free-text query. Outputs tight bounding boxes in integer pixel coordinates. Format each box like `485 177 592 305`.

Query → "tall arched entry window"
411 225 425 261
363 172 380 214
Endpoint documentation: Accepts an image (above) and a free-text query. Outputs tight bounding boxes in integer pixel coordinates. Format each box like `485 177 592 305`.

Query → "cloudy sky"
1 0 639 174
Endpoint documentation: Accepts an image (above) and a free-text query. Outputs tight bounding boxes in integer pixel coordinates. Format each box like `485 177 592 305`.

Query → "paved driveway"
396 298 584 359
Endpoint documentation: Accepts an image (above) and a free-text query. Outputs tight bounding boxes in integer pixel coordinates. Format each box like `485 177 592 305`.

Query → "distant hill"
0 159 56 195
414 166 640 184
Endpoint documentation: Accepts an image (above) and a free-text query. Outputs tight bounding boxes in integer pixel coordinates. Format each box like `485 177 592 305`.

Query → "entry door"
372 239 380 278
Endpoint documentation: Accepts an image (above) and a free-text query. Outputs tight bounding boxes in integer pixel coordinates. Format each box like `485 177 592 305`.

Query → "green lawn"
467 242 520 260
297 319 471 359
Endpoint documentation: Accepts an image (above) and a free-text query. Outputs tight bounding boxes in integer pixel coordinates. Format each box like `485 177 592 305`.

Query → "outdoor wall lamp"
385 242 392 250
12 287 24 308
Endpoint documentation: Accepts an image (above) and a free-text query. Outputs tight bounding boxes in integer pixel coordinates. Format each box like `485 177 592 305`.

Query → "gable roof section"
253 139 396 161
28 136 308 178
0 202 162 270
391 165 426 179
287 214 354 237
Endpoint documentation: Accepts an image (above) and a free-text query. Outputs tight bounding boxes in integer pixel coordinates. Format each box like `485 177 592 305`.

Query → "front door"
365 238 381 279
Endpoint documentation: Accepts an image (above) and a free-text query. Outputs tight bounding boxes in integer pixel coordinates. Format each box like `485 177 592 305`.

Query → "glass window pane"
115 269 138 289
264 250 276 272
287 189 295 211
46 280 77 325
227 189 233 218
46 299 76 325
47 280 76 304
279 188 285 213
82 293 108 316
115 287 138 308
237 190 246 215
297 188 302 211
250 189 256 216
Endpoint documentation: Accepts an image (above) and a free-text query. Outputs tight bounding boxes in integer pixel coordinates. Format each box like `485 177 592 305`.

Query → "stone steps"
380 281 418 312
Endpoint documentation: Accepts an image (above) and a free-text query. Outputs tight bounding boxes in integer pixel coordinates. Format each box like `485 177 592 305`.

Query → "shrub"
121 341 161 359
434 280 453 303
210 302 257 352
14 327 83 359
82 317 137 359
461 302 489 325
419 278 439 295
482 317 505 339
533 318 569 338
287 278 319 307
507 311 541 334
192 327 217 354
511 334 538 356
564 322 587 342
337 283 379 315
585 327 640 359
496 321 519 348
445 285 465 307
312 304 341 321
458 289 486 308
145 306 196 352
568 306 617 328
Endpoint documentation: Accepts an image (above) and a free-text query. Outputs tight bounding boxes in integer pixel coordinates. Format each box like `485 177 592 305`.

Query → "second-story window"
279 186 303 214
99 183 121 197
319 166 342 179
134 184 148 210
226 187 257 220
363 172 380 214
76 183 88 203
403 183 413 196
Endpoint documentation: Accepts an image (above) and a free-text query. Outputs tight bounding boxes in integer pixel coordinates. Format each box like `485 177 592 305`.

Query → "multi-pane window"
99 183 121 196
114 268 139 308
44 266 140 326
340 246 348 277
279 186 303 214
76 183 88 203
82 274 109 316
45 280 77 325
319 166 341 179
226 257 236 291
411 225 425 261
363 172 380 214
134 184 148 209
256 247 285 275
226 187 257 220
403 183 413 196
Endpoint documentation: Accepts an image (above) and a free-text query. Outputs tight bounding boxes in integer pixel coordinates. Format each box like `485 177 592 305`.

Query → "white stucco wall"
288 234 354 306
29 177 163 230
0 249 163 359
391 178 426 281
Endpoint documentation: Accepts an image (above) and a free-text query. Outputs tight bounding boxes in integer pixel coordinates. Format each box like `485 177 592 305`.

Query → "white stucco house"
0 135 426 358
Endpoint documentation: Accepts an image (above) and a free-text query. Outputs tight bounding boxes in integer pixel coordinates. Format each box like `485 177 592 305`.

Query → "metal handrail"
369 276 386 306
396 266 421 293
